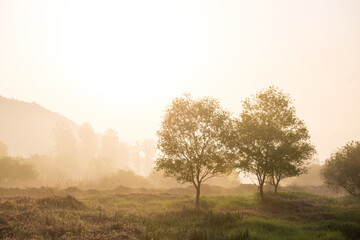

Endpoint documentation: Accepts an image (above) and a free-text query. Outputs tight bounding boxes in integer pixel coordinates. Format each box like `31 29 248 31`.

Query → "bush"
99 169 151 188
0 156 38 185
321 141 360 197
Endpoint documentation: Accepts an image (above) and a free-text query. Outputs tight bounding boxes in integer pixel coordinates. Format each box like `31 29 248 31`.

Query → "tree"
233 86 315 201
100 129 120 168
118 141 130 170
268 130 315 193
53 122 78 177
155 94 234 209
88 156 114 178
78 122 98 166
321 141 360 197
139 138 156 176
27 154 66 184
131 138 156 176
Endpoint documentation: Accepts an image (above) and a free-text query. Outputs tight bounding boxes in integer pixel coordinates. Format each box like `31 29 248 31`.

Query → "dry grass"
0 188 359 240
0 195 144 239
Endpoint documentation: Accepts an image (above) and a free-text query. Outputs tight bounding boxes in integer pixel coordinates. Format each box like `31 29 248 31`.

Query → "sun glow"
1 0 360 157
56 0 195 102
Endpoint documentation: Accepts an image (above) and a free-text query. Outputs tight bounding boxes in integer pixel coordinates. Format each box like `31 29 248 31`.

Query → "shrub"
0 156 38 185
321 141 360 197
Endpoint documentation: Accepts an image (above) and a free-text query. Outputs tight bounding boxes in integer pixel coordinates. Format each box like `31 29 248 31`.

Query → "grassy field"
0 188 359 240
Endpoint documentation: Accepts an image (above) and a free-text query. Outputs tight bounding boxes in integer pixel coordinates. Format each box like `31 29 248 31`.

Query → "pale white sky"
1 0 360 161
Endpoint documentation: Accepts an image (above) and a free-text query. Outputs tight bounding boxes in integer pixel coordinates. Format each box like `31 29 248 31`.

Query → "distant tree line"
0 125 157 186
0 139 240 189
0 137 240 188
51 122 156 180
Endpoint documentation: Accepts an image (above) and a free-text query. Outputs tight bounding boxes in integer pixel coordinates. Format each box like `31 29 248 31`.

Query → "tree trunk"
195 182 201 210
274 183 278 193
259 183 264 202
274 176 280 194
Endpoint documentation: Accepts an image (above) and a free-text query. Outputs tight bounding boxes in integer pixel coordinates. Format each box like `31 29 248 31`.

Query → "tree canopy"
155 94 234 209
78 122 98 165
321 141 360 197
233 86 315 200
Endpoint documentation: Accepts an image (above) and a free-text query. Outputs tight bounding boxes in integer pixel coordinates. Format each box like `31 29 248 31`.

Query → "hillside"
0 95 79 157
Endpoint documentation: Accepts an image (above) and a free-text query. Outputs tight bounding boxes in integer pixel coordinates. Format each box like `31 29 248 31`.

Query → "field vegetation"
0 187 359 240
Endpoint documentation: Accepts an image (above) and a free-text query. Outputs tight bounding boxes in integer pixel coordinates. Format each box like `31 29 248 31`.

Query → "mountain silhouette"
0 95 79 157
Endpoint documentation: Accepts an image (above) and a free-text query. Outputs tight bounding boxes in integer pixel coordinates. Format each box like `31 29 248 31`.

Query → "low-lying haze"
1 0 360 162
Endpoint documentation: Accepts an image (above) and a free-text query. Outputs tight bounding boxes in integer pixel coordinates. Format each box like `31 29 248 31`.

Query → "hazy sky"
1 0 360 161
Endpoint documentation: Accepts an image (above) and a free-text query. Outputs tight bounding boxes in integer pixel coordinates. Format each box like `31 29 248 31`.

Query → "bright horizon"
1 0 360 162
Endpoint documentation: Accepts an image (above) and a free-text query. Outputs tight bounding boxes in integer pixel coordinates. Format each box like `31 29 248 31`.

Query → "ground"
0 188 359 240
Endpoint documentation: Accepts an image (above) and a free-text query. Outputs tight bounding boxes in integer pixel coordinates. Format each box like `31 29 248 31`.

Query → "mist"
1 1 359 239
0 97 243 190
0 95 327 193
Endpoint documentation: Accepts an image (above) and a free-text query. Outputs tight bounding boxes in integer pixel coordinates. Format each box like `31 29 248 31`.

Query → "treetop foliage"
322 141 360 197
232 86 315 197
156 94 234 185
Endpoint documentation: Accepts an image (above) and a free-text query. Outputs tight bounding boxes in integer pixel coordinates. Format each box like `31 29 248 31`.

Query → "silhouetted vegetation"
0 156 38 185
322 141 360 197
156 94 235 209
232 86 315 201
98 169 151 189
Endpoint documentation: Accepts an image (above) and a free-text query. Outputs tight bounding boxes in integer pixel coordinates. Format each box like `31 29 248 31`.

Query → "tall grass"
0 189 359 239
